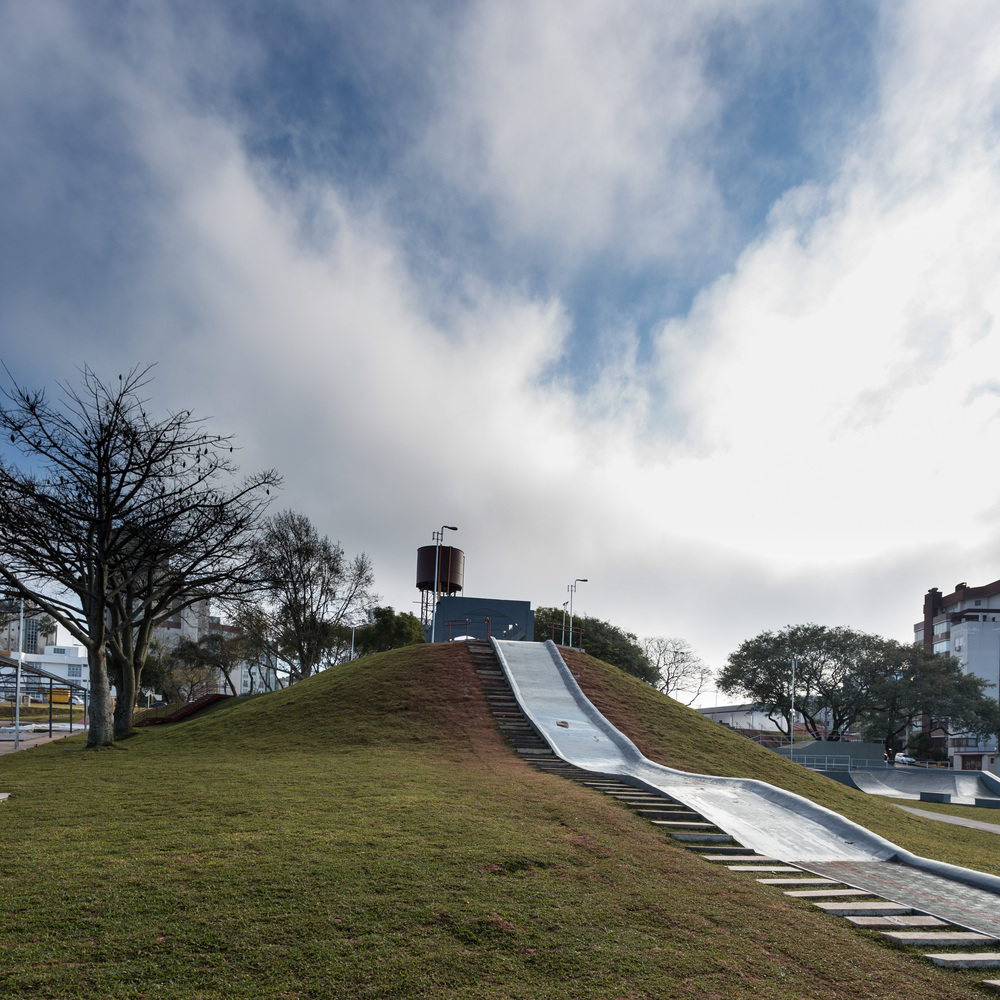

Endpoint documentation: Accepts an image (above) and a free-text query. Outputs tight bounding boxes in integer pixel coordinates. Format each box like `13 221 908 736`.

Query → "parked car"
894 752 917 765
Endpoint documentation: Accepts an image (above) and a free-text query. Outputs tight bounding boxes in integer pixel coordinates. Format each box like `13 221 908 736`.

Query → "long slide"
492 639 1000 936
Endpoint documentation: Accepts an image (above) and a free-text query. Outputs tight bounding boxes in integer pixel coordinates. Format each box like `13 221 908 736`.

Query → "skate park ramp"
492 639 1000 932
840 767 1000 805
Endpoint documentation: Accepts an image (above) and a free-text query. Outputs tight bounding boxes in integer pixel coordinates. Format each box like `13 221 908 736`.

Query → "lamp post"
567 579 587 649
429 525 458 644
789 657 797 762
5 591 24 751
561 601 568 645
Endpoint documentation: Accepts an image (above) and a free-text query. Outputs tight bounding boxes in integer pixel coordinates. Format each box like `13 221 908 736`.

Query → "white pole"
568 578 587 648
429 525 457 644
790 657 796 761
14 594 23 751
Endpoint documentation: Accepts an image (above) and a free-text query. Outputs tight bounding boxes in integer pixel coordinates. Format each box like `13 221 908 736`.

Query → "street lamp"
567 579 587 649
561 601 569 645
429 525 458 643
4 591 24 751
789 657 797 762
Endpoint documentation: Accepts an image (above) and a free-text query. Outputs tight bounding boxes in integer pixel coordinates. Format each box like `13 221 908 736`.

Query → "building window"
975 599 982 606
24 619 39 654
68 665 82 678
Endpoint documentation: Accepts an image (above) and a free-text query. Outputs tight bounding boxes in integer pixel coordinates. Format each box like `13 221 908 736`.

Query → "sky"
3 1 1000 682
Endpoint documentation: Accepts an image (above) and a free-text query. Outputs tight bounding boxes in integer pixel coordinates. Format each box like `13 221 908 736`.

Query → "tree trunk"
113 659 137 739
86 643 115 747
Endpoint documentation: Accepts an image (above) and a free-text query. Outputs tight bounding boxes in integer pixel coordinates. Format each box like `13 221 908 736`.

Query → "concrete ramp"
844 768 1000 806
493 639 1000 912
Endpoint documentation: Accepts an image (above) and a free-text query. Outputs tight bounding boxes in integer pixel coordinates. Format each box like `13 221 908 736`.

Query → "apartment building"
916 579 1000 764
0 603 58 656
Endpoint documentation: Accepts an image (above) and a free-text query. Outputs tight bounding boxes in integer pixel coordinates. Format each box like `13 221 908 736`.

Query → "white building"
916 580 1000 764
0 604 58 656
23 645 90 690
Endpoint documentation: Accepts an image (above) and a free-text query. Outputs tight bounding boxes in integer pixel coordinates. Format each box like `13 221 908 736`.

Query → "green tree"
532 606 657 685
354 606 425 657
860 641 1000 753
721 624 1000 749
720 624 887 740
251 510 376 683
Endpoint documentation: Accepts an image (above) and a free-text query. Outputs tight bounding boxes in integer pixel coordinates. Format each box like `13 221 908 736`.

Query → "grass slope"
0 644 990 999
562 648 1000 876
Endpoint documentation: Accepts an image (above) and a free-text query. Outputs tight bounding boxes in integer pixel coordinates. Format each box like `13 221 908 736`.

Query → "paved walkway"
895 803 1000 836
0 729 83 755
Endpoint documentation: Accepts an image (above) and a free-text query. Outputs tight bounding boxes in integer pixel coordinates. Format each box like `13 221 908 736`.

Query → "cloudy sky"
4 1 1000 678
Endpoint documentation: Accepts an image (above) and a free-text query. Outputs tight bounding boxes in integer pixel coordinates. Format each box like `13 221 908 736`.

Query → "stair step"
813 902 915 916
701 854 777 863
785 888 882 899
925 953 1000 969
649 820 717 829
845 916 949 928
884 931 997 946
686 846 756 856
757 878 839 886
728 865 803 873
670 832 733 843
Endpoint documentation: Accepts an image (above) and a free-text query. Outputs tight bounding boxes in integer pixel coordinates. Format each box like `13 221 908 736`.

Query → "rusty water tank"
416 545 465 595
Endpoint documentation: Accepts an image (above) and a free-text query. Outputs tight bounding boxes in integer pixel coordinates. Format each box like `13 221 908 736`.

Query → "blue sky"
3 1 1000 680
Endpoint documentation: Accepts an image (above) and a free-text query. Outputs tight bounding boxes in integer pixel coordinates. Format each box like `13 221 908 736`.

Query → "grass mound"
0 643 990 999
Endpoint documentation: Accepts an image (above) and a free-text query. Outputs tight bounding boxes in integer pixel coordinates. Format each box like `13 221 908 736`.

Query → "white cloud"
425 0 775 266
7 0 1000 678
644 2 1000 583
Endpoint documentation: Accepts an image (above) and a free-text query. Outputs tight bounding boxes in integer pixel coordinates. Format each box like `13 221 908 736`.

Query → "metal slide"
493 639 1000 934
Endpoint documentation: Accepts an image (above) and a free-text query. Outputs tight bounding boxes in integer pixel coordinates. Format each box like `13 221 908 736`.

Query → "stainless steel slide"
492 639 1000 931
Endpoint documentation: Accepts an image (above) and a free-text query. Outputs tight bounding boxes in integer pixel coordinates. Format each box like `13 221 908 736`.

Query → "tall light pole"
567 579 587 649
429 525 458 643
789 657 797 762
561 601 569 645
8 592 24 751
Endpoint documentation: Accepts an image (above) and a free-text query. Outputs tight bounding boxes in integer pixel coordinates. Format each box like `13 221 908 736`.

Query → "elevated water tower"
416 542 465 630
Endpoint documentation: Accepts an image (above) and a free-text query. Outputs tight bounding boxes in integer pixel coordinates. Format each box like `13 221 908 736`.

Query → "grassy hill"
0 642 993 999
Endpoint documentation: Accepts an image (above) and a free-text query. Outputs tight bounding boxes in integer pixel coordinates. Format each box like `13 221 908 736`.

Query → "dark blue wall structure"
432 597 534 642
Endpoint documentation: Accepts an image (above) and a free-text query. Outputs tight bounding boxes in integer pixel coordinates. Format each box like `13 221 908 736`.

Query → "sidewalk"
894 803 1000 836
0 727 86 755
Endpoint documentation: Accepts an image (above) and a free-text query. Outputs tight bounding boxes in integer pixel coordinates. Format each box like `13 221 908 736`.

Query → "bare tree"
643 636 713 705
0 366 279 745
250 510 376 683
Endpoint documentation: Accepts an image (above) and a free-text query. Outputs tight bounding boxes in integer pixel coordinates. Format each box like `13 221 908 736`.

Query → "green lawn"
0 644 993 998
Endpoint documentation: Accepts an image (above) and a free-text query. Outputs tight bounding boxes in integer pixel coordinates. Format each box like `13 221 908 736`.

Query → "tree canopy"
353 606 425 657
720 623 1000 749
532 606 658 685
247 510 376 683
0 366 279 744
